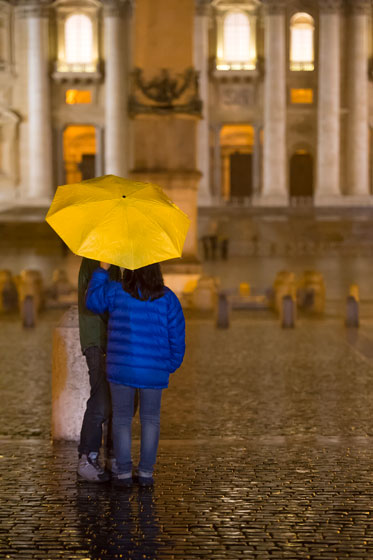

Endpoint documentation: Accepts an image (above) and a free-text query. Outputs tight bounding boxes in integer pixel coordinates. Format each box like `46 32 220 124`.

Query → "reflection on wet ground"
3 300 373 556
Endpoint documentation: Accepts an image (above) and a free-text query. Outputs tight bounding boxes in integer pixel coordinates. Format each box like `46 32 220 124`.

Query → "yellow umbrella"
45 175 190 270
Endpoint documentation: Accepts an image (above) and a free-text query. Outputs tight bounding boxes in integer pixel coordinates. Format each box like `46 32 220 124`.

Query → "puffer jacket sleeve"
167 291 186 373
86 267 117 314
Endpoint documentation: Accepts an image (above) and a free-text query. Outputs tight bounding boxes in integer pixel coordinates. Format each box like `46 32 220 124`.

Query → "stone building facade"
0 0 371 219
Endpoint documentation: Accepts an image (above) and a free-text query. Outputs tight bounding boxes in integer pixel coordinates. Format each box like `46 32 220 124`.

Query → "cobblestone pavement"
3 311 373 558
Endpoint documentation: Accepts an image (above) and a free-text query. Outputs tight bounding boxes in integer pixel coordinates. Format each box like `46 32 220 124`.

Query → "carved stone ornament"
16 0 52 18
102 0 131 17
261 0 287 15
196 0 211 16
347 0 371 14
128 67 202 117
318 0 343 14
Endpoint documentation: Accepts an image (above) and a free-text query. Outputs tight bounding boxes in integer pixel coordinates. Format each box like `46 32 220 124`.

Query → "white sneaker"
77 452 110 482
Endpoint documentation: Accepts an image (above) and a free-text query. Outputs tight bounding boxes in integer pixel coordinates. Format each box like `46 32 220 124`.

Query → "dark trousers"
78 346 112 456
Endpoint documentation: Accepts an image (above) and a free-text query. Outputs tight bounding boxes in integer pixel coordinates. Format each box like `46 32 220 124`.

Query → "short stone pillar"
52 305 89 440
18 269 44 312
216 292 230 329
273 271 297 313
281 295 296 328
346 295 359 328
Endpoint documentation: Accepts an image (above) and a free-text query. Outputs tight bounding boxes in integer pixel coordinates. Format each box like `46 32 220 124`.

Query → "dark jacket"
85 267 185 389
78 258 121 353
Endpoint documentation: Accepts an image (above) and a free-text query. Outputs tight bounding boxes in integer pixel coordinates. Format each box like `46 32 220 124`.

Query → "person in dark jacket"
86 261 185 487
77 257 121 482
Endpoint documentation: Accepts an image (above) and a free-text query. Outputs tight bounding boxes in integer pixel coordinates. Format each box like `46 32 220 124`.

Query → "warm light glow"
63 125 96 184
65 90 92 104
65 14 93 64
223 12 250 63
291 88 314 104
290 13 315 71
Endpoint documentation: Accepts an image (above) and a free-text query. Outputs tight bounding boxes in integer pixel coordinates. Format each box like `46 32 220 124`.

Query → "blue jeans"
110 384 162 476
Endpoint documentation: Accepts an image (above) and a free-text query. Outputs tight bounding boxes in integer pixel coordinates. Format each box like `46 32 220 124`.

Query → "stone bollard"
18 269 44 311
52 305 89 440
17 270 44 327
216 292 230 329
346 295 359 328
281 295 296 328
192 275 219 311
273 271 297 314
0 270 18 312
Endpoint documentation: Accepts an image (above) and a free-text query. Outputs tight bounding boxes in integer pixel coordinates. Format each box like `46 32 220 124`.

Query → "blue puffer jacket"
86 268 185 389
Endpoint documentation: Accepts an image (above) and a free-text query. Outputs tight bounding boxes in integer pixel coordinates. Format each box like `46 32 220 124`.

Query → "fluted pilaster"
316 0 342 198
103 0 131 176
346 0 371 195
18 0 53 198
195 0 211 205
261 0 287 201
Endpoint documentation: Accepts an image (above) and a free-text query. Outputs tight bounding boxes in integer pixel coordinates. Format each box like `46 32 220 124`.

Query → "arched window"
65 14 93 65
290 13 315 71
223 12 250 64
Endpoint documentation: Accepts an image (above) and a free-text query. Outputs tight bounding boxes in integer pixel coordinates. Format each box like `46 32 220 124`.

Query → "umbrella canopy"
45 175 190 270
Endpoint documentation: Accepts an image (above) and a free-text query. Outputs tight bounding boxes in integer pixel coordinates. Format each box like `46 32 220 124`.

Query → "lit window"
290 13 315 71
291 88 314 104
66 90 92 104
65 14 93 65
223 12 250 64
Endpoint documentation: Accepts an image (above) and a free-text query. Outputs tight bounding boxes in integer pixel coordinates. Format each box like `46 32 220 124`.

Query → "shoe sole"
77 473 110 483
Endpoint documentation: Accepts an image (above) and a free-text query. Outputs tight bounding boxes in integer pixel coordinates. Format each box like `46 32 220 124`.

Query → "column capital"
16 0 52 18
261 0 287 15
318 0 343 14
196 0 211 17
102 0 131 17
347 0 371 15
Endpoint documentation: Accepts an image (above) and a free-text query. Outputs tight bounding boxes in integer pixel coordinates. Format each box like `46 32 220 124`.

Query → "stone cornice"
261 0 286 15
318 0 343 14
102 0 131 17
347 0 371 15
16 0 52 18
196 0 211 16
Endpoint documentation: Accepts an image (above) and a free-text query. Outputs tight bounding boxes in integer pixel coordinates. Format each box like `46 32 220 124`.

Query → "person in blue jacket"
85 260 185 487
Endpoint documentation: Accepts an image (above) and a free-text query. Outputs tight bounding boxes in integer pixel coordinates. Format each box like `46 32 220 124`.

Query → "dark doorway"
230 152 253 199
289 152 314 198
79 154 96 181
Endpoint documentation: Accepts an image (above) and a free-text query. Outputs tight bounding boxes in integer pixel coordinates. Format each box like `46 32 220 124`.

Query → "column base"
314 194 373 207
253 194 288 207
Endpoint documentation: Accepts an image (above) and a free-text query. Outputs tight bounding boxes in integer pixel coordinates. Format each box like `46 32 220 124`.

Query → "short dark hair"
122 263 165 301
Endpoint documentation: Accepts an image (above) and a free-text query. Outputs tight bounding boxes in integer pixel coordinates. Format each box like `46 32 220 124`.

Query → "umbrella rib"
129 205 179 253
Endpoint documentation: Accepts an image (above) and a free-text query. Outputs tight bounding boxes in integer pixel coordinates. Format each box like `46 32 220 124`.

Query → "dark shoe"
112 473 133 488
138 475 154 487
77 452 110 483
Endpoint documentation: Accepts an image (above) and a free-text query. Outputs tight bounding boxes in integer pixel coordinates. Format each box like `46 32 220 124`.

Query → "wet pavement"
3 309 373 558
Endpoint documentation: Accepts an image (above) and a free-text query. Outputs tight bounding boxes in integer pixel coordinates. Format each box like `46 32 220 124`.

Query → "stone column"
252 124 262 197
316 0 342 199
103 0 129 176
194 0 211 206
346 0 370 196
19 1 53 199
261 0 287 203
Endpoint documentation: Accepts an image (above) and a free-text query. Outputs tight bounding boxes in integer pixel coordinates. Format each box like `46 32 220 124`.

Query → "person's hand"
100 261 110 270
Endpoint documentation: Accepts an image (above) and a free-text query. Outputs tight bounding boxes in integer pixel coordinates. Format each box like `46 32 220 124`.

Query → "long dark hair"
122 263 165 301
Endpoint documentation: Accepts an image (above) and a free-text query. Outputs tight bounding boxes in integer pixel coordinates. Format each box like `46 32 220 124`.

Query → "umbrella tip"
122 195 126 198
